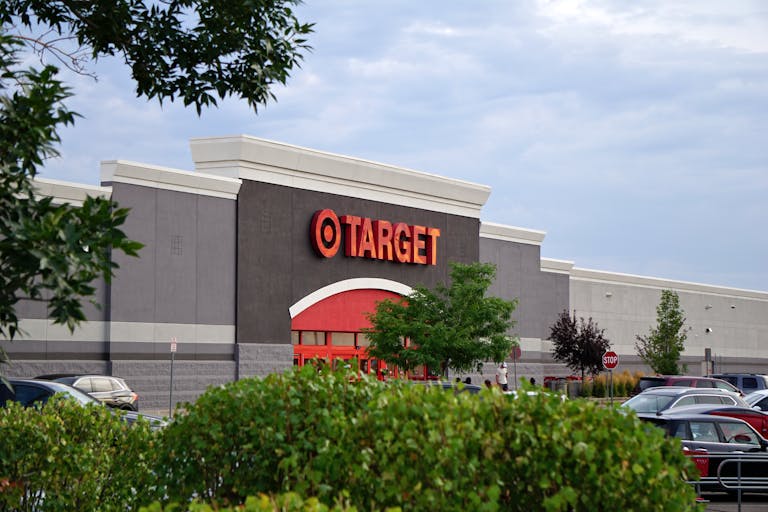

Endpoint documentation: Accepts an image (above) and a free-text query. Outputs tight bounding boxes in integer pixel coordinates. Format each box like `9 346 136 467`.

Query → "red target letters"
311 209 440 265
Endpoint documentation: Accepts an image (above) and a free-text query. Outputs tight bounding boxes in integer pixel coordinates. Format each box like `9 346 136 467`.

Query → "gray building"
4 136 767 408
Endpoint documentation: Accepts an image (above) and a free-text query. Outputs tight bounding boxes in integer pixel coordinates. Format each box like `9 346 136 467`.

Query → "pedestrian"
530 377 536 386
495 362 509 391
484 379 493 389
464 376 471 385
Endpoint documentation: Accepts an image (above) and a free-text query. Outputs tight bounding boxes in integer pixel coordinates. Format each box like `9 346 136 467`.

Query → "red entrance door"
291 289 401 379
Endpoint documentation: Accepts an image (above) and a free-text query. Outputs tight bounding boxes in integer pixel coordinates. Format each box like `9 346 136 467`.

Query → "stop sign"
602 351 619 370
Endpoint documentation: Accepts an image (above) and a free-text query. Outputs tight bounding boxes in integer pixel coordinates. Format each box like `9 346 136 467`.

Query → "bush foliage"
1 366 698 511
0 397 158 511
157 365 696 511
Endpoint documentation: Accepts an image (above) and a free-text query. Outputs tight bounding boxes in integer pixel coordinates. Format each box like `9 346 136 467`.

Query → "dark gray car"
1 378 166 430
639 411 768 491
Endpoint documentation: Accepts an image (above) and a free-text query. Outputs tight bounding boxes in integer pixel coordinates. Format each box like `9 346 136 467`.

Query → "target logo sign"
311 209 342 258
310 209 440 265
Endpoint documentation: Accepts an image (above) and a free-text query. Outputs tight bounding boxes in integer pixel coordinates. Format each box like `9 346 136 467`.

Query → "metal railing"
686 452 768 511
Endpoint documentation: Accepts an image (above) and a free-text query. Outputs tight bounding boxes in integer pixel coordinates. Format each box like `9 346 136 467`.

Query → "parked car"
660 403 768 438
638 411 768 490
36 374 139 411
411 380 483 395
745 389 768 411
709 373 768 395
633 375 742 396
622 387 748 415
1 379 166 430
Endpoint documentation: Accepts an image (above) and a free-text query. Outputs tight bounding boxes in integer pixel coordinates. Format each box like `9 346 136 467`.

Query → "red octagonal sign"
602 351 619 370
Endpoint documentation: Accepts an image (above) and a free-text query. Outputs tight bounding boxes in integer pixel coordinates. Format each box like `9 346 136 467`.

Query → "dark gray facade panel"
4 361 110 379
14 297 47 320
14 277 108 322
109 183 237 327
237 181 294 343
155 189 198 324
196 195 237 325
237 181 480 344
3 340 47 357
109 341 234 361
3 340 108 360
480 237 569 340
110 184 158 322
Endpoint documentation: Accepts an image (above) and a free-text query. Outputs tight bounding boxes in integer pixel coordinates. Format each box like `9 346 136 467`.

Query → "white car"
745 389 768 411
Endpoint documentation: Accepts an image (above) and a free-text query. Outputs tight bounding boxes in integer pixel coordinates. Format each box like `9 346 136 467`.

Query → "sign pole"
602 350 619 406
513 348 518 390
609 369 613 405
169 337 177 418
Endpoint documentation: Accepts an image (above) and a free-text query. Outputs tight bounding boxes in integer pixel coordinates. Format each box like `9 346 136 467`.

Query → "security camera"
705 327 713 334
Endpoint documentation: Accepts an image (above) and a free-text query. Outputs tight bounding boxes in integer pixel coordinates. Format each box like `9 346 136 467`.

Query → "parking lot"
702 492 768 511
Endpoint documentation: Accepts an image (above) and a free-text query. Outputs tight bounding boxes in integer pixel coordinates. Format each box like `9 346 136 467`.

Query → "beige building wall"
569 267 768 374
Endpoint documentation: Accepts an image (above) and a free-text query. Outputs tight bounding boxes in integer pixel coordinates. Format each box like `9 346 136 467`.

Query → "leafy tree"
363 262 517 376
635 289 689 375
2 0 314 113
549 310 611 381
1 2 313 367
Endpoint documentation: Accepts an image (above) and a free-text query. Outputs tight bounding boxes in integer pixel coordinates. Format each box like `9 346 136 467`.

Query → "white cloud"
26 0 768 290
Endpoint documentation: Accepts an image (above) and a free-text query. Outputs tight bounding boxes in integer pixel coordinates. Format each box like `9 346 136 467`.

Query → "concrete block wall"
111 360 236 412
236 343 294 379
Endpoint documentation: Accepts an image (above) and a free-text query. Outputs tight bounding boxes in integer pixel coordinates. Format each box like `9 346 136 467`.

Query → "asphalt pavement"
701 492 768 512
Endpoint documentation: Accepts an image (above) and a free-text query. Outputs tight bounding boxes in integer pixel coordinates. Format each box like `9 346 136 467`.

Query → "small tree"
364 262 517 376
1 1 313 373
635 289 688 375
549 310 611 381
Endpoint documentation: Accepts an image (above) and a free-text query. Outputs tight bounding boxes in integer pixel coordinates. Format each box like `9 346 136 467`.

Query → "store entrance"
290 288 436 380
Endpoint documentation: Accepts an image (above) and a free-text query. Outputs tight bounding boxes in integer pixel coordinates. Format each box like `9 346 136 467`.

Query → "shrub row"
0 398 158 512
1 366 698 511
578 371 644 398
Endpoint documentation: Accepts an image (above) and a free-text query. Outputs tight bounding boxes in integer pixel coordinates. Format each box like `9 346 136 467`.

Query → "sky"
36 0 768 292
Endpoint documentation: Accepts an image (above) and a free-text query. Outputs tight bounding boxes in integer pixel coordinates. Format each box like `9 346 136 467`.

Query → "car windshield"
45 381 101 406
52 377 78 385
637 379 664 392
745 392 767 407
623 393 675 413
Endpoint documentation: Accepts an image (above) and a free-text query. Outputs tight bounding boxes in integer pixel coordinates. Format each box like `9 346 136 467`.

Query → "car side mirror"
753 405 763 411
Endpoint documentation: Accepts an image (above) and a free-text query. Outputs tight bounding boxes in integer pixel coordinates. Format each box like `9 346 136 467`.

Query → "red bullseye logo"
311 209 341 258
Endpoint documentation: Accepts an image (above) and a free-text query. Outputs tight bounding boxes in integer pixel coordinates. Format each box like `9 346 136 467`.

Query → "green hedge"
155 366 698 511
0 397 158 512
1 367 698 511
140 493 363 512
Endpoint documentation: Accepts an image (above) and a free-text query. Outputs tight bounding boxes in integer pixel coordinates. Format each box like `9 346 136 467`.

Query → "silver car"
622 386 748 415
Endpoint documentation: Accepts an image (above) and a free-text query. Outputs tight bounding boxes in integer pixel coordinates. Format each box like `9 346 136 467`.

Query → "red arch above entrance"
291 288 401 332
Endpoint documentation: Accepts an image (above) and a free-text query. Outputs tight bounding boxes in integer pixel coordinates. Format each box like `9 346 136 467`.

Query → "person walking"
495 362 509 391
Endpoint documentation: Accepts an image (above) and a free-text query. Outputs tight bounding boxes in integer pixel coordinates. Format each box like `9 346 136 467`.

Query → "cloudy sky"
39 0 768 291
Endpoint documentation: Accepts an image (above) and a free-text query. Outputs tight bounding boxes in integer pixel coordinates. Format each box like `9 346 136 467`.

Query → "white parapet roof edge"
100 160 242 200
480 221 546 245
33 177 111 205
541 258 575 275
189 135 491 218
571 267 768 300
